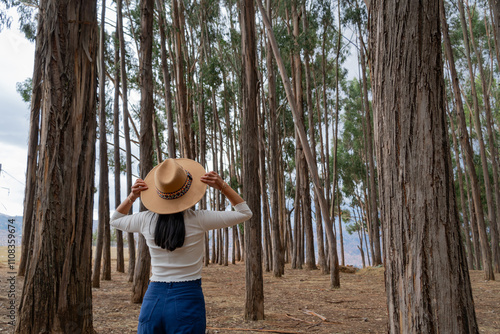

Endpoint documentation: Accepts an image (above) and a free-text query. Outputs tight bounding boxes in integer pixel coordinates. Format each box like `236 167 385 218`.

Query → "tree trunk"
265 0 284 277
312 75 327 274
113 13 125 273
369 0 479 331
99 0 111 282
303 30 317 271
157 0 176 159
18 6 44 277
241 0 264 320
131 0 154 303
16 1 98 332
172 0 192 159
488 0 500 66
358 27 382 266
447 108 474 269
117 0 136 282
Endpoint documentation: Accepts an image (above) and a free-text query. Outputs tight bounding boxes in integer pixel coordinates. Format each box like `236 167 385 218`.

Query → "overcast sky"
0 22 34 217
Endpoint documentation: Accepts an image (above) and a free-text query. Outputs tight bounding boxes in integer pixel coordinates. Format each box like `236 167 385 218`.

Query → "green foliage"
16 77 32 104
0 1 37 40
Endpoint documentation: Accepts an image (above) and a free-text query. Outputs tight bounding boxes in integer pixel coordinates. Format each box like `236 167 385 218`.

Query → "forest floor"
0 248 499 333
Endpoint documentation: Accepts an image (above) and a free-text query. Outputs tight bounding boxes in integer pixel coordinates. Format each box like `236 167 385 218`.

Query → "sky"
0 21 34 217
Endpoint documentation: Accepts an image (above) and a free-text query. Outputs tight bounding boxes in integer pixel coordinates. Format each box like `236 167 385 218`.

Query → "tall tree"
18 0 44 277
16 1 98 332
356 11 382 266
369 0 479 331
172 0 192 159
113 13 125 274
93 0 111 288
117 0 136 282
241 0 264 320
131 0 154 304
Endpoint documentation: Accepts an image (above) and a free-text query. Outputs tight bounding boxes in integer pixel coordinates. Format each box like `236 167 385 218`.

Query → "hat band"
156 171 193 200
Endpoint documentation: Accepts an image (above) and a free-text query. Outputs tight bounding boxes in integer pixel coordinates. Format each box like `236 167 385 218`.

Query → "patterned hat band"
156 171 193 200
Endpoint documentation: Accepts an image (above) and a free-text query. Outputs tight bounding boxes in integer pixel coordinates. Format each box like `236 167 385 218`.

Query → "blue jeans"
137 280 206 334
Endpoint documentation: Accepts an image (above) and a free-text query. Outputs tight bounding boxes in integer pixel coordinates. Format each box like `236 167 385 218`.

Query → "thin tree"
241 0 264 320
113 16 125 273
369 0 479 331
16 0 98 332
18 1 44 277
117 0 136 282
355 8 382 265
131 0 154 304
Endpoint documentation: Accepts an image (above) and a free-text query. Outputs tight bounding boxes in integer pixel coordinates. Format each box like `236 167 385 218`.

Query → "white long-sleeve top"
110 202 252 282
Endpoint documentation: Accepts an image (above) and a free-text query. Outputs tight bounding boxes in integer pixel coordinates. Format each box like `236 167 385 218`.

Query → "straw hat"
141 158 207 214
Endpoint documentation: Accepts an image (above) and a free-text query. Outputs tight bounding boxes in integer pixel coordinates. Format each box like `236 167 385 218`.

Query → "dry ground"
0 247 499 333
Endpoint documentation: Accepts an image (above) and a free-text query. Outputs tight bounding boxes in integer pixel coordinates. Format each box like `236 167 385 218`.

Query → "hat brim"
140 159 207 214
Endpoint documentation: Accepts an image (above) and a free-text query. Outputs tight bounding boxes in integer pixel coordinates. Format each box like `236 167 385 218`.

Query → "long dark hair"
154 212 185 251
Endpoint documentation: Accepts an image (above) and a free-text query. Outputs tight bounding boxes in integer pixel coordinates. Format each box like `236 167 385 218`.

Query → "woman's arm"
111 178 150 233
115 178 149 214
200 171 244 206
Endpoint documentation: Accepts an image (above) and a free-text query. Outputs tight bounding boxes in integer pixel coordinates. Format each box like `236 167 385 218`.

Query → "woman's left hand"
130 178 148 201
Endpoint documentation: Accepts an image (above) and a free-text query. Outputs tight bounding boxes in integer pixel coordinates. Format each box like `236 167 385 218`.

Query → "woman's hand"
129 178 148 201
200 171 225 190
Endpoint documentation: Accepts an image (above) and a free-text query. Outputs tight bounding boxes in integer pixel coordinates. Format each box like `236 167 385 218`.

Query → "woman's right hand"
200 171 225 190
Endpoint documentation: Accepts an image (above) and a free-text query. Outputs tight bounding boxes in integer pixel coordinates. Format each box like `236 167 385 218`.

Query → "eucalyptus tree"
370 0 478 331
131 0 154 303
241 0 264 319
117 0 136 282
93 0 110 288
16 0 98 332
112 20 125 273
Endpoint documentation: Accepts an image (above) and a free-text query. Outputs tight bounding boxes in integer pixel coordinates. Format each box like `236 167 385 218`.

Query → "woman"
110 158 252 334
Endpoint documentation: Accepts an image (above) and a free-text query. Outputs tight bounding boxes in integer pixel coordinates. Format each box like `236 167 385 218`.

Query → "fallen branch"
301 309 327 321
285 313 313 324
206 327 300 334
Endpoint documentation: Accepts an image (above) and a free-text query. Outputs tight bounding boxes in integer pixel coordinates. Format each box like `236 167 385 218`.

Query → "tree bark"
265 0 284 277
241 0 264 320
156 0 176 159
16 1 98 332
131 0 154 303
447 108 474 269
99 0 112 282
358 26 382 266
369 0 479 331
117 0 136 282
172 0 192 159
113 13 125 274
18 4 44 277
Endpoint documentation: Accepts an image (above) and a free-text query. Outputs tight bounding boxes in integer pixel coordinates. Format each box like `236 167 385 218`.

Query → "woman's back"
110 202 252 282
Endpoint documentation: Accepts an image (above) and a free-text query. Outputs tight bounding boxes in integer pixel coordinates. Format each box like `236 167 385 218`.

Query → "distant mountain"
0 213 23 245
